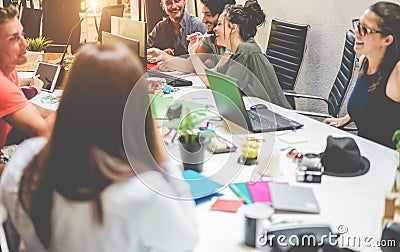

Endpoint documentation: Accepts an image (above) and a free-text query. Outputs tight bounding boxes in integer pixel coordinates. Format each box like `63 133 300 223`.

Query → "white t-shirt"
0 137 198 252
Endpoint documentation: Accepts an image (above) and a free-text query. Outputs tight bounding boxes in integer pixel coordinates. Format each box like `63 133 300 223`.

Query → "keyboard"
247 109 279 131
147 71 193 87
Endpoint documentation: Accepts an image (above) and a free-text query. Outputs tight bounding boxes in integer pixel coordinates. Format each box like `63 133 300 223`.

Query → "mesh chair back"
327 30 356 117
266 18 309 92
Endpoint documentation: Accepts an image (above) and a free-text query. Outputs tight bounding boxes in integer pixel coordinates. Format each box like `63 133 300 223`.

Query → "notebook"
211 198 244 213
229 182 253 204
205 69 303 133
269 183 320 214
182 170 223 205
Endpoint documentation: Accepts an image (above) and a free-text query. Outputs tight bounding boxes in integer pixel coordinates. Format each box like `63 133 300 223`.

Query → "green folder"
149 94 174 119
229 182 253 204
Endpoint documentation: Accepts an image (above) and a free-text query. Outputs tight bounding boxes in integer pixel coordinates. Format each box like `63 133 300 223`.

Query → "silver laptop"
205 69 303 133
269 183 320 214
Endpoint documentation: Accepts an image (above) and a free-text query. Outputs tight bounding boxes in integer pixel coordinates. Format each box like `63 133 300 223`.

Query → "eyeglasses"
352 19 382 36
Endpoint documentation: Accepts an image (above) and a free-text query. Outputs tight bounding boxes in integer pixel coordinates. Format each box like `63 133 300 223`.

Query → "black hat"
321 136 370 177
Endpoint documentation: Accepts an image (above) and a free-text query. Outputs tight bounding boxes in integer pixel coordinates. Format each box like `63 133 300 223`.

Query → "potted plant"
23 37 53 71
392 129 400 191
26 36 53 52
166 102 209 172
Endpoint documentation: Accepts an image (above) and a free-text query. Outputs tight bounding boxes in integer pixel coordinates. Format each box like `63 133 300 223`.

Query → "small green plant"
392 129 400 170
166 102 208 144
26 37 53 52
178 107 208 144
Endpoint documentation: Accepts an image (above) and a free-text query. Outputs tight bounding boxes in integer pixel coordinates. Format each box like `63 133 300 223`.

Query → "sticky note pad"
211 198 244 213
279 134 308 144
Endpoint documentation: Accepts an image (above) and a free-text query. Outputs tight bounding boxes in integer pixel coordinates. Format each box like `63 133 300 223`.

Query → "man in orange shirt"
0 5 55 172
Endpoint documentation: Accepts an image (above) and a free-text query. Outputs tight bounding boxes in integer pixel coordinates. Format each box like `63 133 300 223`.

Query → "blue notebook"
182 170 223 205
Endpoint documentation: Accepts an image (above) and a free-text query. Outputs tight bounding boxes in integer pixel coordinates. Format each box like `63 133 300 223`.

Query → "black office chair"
284 30 357 120
381 222 400 252
266 18 310 108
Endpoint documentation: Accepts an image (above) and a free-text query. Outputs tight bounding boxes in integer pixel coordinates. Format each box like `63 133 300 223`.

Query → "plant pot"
17 51 43 71
179 136 206 172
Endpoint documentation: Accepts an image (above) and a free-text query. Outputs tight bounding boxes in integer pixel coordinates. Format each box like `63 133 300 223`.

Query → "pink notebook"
246 181 287 204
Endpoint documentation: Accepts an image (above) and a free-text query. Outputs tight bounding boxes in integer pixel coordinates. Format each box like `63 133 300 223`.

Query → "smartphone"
208 135 237 154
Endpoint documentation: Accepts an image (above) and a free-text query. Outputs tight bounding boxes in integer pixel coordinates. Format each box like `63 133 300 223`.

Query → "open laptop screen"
205 69 252 131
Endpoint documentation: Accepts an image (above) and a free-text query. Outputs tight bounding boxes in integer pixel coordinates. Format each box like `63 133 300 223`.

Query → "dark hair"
363 1 400 92
200 0 236 16
0 5 18 25
224 0 265 41
18 44 158 248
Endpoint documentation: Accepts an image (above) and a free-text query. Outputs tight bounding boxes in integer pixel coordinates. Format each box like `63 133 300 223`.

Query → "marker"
329 122 339 126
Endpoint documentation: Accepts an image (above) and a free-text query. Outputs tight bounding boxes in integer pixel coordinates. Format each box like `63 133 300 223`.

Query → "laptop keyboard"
147 71 193 87
247 109 279 131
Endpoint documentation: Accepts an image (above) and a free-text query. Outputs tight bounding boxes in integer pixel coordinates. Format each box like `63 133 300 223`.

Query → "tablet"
34 62 62 92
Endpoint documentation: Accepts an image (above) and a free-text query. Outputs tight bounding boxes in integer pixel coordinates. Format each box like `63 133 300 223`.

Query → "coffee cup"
244 203 274 248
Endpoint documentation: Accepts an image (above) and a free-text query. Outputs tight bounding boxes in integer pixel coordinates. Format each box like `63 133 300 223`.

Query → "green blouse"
224 37 292 109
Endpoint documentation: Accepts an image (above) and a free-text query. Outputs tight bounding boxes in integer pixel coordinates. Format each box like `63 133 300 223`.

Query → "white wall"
241 0 399 113
132 0 400 113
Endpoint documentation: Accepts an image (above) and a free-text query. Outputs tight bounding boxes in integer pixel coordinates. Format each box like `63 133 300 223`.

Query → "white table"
166 87 398 252
32 74 399 251
30 89 63 111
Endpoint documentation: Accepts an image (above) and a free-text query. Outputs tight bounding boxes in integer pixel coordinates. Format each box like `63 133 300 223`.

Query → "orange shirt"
0 69 29 149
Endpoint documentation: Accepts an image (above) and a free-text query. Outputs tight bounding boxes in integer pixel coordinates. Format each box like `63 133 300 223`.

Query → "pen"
201 33 217 38
186 33 218 40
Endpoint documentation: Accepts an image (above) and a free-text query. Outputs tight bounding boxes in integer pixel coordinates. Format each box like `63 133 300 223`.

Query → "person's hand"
323 116 348 128
163 48 174 56
147 48 165 64
187 32 202 43
157 61 172 71
188 35 202 55
30 74 44 93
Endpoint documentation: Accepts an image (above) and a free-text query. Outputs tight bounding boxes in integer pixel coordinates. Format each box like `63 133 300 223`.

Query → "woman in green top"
190 0 291 109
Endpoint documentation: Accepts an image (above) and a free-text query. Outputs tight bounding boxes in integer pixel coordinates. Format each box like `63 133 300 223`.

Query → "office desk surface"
32 80 398 251
167 88 398 252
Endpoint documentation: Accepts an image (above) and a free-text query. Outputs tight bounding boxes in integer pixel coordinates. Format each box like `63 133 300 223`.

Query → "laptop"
269 183 320 214
205 69 303 133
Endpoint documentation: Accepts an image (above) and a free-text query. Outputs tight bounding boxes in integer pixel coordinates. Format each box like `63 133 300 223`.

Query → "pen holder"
147 77 166 96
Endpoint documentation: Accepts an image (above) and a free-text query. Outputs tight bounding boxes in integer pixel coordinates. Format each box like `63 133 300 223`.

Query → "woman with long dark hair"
0 43 198 251
324 2 400 149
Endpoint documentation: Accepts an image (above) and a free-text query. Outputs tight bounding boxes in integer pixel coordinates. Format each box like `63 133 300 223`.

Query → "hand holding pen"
186 32 217 42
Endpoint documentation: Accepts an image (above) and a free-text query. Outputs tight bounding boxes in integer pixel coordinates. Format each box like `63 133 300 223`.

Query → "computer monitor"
98 4 125 42
19 6 42 39
102 31 140 57
110 16 147 65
